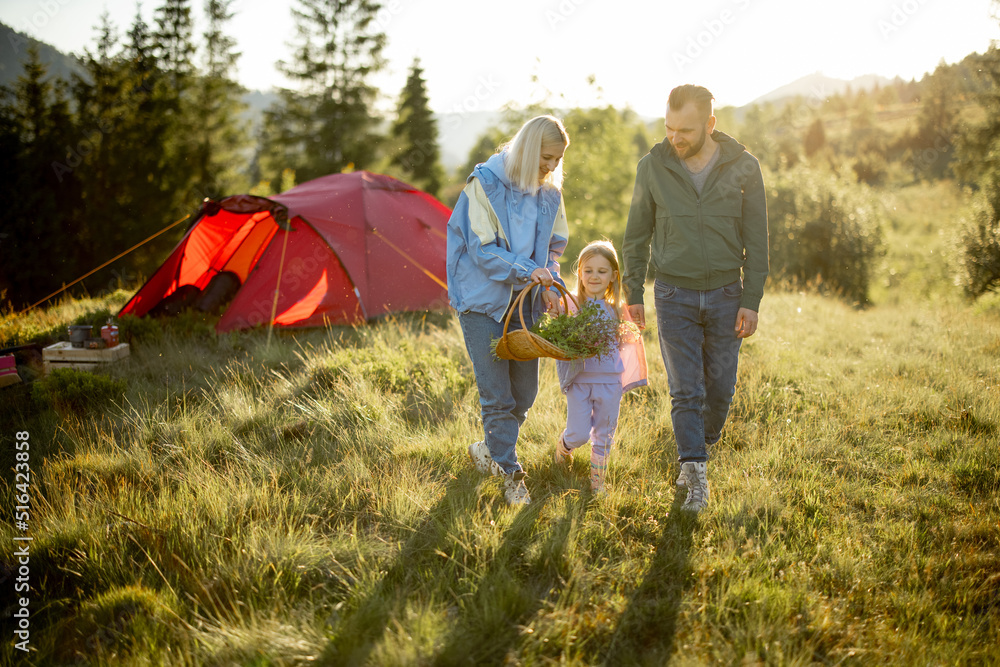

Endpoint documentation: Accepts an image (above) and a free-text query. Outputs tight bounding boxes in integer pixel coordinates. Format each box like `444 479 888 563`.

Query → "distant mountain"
0 22 84 88
238 92 497 170
1 21 909 173
749 72 899 106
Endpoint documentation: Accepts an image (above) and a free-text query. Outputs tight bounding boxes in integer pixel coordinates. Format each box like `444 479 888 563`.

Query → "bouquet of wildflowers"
526 299 629 360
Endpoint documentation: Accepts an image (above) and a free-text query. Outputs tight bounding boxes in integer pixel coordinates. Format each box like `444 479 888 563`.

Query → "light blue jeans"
458 302 538 474
653 279 743 463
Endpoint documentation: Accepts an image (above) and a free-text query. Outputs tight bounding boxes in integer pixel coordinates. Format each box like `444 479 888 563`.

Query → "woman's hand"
530 267 554 287
541 289 563 315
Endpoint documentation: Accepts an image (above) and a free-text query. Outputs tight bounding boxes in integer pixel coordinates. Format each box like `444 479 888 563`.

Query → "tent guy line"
18 213 192 316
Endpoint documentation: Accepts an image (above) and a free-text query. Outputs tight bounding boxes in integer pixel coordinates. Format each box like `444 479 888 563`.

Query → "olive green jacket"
622 131 769 312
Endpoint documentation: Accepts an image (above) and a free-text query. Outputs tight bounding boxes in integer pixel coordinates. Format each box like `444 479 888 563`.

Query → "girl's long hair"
500 115 569 195
573 240 623 319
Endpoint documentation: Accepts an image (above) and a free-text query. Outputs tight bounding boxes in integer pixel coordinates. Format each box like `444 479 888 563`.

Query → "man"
622 84 768 513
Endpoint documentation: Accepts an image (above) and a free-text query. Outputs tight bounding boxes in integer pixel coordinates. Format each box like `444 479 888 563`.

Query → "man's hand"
735 308 758 338
530 267 554 286
627 304 646 329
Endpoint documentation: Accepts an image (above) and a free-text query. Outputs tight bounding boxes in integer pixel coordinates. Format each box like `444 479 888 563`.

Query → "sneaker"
677 444 712 487
680 461 709 512
553 435 572 465
468 440 503 476
504 471 531 505
590 464 607 495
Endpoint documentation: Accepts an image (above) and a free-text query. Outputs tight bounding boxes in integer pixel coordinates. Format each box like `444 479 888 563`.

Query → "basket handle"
501 281 578 342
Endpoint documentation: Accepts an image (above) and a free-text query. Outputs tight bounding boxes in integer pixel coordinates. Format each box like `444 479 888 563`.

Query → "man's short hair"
668 85 715 120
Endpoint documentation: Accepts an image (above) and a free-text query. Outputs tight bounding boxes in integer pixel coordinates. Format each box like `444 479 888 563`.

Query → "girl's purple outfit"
556 299 648 464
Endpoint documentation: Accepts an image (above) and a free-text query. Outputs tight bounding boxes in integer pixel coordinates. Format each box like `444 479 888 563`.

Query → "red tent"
120 171 450 332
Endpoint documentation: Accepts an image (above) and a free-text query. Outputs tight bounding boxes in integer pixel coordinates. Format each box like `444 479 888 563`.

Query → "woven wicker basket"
494 283 580 361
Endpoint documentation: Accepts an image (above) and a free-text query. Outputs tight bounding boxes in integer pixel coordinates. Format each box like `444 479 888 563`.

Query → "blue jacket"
447 152 569 322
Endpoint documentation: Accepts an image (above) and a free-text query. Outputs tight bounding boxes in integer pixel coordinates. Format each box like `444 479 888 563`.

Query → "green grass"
2 184 999 664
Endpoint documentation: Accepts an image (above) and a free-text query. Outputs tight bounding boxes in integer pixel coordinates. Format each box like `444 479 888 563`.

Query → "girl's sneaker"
504 471 531 505
590 464 606 495
553 435 572 465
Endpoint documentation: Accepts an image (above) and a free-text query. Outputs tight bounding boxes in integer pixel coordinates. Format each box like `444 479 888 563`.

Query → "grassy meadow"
2 183 999 665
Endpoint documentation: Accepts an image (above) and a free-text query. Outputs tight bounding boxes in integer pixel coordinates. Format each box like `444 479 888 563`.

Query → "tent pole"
267 222 292 347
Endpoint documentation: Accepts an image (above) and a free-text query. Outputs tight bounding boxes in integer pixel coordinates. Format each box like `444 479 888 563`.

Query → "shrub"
33 368 127 415
767 165 885 304
957 185 1000 298
117 314 163 343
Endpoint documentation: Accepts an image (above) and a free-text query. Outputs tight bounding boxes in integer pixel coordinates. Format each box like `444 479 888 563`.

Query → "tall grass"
2 188 998 663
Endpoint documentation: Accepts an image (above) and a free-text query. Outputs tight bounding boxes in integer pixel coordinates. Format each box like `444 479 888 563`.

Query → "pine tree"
390 58 443 196
803 118 826 158
955 7 1000 297
265 0 387 181
191 0 249 200
910 62 960 180
70 13 132 273
153 0 196 91
153 0 201 213
71 10 180 284
0 46 81 309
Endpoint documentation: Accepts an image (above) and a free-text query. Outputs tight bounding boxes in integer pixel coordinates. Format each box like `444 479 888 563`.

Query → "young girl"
447 115 570 505
554 240 647 494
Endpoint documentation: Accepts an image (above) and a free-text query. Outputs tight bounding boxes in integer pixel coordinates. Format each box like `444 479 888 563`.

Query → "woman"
446 115 570 505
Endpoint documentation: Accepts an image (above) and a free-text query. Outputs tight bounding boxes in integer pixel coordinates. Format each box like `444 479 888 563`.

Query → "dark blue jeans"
654 279 743 463
458 298 538 474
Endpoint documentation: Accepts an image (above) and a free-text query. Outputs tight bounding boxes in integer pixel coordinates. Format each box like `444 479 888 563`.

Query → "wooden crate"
43 342 130 373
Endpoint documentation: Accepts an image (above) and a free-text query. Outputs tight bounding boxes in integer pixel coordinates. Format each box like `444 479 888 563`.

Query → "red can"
101 319 119 348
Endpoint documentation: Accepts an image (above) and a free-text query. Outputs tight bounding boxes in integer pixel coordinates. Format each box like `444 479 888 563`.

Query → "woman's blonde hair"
500 115 569 194
573 239 622 319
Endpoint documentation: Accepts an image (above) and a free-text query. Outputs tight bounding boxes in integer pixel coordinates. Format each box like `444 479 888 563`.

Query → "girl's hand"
530 268 554 287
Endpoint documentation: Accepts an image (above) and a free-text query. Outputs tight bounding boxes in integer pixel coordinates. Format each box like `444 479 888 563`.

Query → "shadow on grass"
320 472 553 665
603 492 698 665
433 489 583 665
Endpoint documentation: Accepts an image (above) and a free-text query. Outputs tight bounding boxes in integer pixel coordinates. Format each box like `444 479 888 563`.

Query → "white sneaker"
468 440 503 476
680 461 709 512
677 445 712 487
504 471 531 505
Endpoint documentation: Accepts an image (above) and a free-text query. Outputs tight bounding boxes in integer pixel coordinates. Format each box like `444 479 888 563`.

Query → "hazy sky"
2 0 998 115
